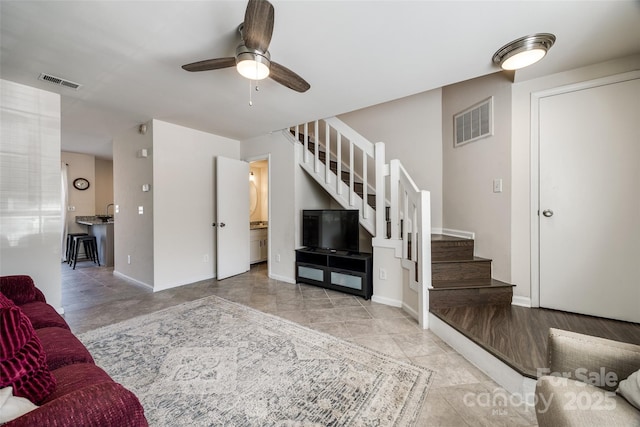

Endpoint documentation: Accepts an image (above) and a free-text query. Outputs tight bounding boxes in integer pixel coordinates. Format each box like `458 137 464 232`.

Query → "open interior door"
216 156 250 280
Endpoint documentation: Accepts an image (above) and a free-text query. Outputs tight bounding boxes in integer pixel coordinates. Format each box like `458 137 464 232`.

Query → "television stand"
295 248 373 299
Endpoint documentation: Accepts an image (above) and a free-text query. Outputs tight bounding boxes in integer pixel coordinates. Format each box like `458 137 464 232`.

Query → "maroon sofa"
0 275 148 426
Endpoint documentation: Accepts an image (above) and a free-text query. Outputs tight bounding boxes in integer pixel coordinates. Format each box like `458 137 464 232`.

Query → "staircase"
429 234 513 309
285 117 514 327
286 117 431 327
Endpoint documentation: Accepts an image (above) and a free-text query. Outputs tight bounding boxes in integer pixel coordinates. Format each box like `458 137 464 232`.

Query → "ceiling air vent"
38 73 82 90
454 96 493 147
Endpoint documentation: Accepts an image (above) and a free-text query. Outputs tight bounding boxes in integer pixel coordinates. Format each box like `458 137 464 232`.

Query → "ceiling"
2 1 639 159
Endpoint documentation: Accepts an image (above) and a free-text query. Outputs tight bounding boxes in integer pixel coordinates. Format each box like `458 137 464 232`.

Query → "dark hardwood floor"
431 305 640 378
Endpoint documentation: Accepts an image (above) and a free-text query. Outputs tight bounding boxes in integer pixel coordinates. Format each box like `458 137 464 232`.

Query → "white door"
538 77 640 322
216 156 250 280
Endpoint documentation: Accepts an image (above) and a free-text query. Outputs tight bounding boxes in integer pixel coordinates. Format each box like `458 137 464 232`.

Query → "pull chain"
248 80 261 106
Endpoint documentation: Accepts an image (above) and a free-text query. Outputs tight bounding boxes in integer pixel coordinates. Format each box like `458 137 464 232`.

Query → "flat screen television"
302 209 359 252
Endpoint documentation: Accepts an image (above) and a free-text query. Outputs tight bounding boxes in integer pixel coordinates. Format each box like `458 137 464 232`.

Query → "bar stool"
66 233 88 264
71 235 100 269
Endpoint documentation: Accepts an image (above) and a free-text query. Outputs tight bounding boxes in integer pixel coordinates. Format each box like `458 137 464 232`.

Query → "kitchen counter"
76 215 114 226
75 216 114 267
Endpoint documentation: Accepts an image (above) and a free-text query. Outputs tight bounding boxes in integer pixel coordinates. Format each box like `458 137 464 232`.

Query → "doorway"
531 72 640 323
249 157 270 272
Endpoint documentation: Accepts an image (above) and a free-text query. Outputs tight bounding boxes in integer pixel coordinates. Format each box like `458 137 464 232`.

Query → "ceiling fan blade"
243 0 274 52
269 62 310 93
182 57 236 72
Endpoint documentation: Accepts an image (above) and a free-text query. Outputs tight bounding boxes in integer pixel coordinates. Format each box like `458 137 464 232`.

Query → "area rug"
78 295 433 426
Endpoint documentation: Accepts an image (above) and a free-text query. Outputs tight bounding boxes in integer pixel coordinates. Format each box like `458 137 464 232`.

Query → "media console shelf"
295 248 373 299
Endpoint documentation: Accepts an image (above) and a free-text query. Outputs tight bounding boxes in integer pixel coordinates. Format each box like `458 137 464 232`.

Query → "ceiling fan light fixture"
236 45 271 80
492 33 556 70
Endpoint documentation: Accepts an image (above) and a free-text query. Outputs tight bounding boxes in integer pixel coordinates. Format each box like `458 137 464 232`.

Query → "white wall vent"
38 73 82 90
454 96 493 147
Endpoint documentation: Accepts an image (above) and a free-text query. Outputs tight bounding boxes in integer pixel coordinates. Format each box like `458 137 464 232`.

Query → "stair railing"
389 160 432 289
291 118 380 230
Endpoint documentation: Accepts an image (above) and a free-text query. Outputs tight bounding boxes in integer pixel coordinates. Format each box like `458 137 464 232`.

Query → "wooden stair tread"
431 234 473 242
430 279 514 291
432 256 491 264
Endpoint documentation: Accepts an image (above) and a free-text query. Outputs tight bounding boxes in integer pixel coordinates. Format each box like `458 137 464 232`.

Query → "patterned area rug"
79 295 433 426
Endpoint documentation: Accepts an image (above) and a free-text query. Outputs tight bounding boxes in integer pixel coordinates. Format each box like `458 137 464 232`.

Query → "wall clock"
73 177 90 191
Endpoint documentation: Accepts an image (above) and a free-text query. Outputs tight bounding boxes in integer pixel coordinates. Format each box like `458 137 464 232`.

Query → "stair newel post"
336 133 342 196
314 120 320 173
389 159 400 240
349 142 355 207
325 122 331 184
294 125 299 145
303 122 309 164
418 190 432 329
374 142 386 239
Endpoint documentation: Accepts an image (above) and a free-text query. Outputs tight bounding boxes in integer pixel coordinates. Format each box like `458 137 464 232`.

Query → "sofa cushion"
43 363 113 403
35 327 94 371
618 368 640 410
0 306 56 404
0 276 41 305
6 382 148 427
17 301 69 330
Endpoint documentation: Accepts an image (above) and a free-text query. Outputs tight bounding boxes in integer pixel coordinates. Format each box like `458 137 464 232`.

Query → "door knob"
219 222 226 228
542 209 554 217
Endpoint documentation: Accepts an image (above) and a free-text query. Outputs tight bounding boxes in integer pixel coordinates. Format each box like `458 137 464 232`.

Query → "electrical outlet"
67 206 76 211
127 255 131 264
379 268 387 280
203 254 209 263
138 206 144 215
276 254 281 262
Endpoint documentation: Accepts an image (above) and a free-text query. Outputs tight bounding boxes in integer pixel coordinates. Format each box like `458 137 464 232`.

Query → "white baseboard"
371 294 402 308
429 313 537 406
431 227 443 235
441 228 475 240
511 296 532 308
269 273 295 284
113 270 153 290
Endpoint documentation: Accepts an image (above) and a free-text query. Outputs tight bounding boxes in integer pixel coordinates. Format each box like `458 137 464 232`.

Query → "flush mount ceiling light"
492 33 556 71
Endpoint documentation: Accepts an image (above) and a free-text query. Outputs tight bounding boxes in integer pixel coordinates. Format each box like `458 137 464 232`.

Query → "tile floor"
61 262 538 426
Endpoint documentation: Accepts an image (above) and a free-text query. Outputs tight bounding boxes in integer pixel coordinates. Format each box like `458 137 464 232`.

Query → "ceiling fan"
182 0 310 93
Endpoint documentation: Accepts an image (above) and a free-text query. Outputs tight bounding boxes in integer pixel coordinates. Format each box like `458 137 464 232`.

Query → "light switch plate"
493 179 503 193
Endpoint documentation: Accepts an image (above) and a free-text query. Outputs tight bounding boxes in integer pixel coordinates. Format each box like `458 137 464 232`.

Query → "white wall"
112 121 154 287
442 72 513 283
61 151 96 235
0 79 62 310
152 120 240 291
94 157 113 215
339 88 443 229
510 53 640 301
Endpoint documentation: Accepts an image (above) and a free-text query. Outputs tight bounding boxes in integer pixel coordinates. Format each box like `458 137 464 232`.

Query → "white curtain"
61 162 69 261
